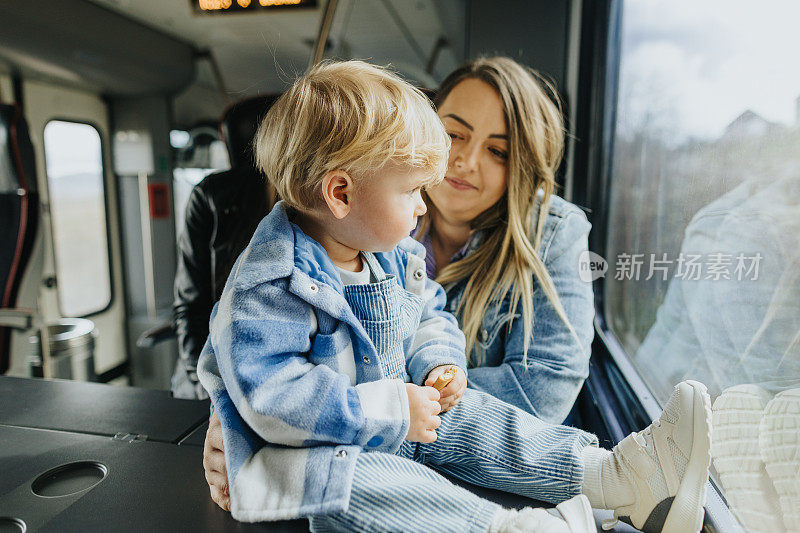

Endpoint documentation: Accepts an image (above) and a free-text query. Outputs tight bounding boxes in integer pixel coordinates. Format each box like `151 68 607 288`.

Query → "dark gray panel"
0 376 208 443
0 425 304 532
467 0 569 89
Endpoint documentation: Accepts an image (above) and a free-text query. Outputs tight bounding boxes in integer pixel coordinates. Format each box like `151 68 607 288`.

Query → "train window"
604 0 800 527
171 127 229 238
43 120 112 317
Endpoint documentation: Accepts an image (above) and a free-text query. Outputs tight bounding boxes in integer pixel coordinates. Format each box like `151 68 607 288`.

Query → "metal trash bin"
28 319 97 381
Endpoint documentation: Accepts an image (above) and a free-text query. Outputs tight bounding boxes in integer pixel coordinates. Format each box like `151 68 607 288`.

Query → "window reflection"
606 1 800 530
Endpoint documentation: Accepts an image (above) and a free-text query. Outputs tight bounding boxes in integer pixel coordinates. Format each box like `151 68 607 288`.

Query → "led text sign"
192 0 316 14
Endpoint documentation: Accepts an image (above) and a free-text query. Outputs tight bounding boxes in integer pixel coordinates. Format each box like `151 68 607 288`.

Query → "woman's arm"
203 411 230 511
467 210 594 424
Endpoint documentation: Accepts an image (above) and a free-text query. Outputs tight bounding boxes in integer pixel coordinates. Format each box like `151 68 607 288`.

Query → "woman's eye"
448 132 461 140
489 147 508 160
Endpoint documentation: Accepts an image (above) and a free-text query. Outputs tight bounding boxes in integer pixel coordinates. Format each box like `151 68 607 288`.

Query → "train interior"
1 0 798 531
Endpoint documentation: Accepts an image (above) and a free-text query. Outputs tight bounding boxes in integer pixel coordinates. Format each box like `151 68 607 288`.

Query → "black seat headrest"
220 94 281 170
1 105 37 194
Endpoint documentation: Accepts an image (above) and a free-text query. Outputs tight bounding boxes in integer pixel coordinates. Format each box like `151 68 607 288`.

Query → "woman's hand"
425 365 466 412
203 411 230 511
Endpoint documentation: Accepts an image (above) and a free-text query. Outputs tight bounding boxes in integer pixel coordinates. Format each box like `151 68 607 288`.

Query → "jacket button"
336 449 347 458
413 269 424 280
309 283 318 292
363 355 371 364
481 329 488 342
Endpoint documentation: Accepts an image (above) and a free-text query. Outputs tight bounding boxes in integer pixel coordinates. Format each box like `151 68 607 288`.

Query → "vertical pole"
309 0 339 68
138 172 157 321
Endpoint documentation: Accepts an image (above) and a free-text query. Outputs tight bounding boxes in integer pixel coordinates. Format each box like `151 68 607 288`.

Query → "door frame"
21 79 128 376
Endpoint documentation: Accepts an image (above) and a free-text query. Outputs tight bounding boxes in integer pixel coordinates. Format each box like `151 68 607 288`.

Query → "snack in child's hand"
432 366 458 391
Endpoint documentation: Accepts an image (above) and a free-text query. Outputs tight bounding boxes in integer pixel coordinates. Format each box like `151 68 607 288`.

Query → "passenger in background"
634 173 800 532
171 96 279 399
202 56 593 512
635 174 800 400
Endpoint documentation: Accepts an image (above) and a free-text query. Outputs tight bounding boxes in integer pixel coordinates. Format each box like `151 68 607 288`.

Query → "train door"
22 80 127 376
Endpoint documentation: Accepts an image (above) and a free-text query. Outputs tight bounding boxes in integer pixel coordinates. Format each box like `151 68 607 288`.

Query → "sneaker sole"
661 380 712 533
712 384 785 533
760 388 800 532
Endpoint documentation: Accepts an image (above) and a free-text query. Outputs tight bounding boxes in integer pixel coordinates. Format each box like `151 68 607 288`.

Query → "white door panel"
22 80 127 374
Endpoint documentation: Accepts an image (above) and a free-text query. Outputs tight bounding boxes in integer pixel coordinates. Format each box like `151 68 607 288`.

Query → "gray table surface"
0 377 636 532
0 375 209 443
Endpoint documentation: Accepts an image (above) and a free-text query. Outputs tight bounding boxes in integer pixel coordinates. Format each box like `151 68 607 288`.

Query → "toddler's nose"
414 192 427 216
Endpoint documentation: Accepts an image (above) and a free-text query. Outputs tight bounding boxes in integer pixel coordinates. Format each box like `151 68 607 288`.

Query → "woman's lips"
445 177 477 191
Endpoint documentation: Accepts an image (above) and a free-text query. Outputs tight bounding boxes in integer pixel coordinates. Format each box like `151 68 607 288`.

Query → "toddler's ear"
321 170 353 219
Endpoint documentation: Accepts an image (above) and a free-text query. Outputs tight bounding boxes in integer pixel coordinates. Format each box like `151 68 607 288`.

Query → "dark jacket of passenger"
173 166 270 384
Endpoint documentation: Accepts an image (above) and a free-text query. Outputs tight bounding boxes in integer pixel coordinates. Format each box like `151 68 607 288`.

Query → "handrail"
309 0 339 68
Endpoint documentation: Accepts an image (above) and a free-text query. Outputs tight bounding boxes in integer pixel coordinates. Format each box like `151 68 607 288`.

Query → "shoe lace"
644 419 662 435
637 419 662 447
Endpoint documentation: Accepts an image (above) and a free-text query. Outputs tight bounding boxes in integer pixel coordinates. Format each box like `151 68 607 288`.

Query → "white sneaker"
550 495 597 533
494 496 597 533
712 384 784 533
760 388 800 532
602 380 712 533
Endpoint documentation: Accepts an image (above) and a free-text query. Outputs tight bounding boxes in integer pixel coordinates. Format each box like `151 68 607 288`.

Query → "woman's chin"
432 188 468 204
430 194 479 221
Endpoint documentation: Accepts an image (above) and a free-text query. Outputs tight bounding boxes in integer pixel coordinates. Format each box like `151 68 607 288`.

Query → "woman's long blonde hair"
416 56 579 365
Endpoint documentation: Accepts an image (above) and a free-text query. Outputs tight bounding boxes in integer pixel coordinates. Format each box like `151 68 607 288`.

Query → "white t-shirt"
337 255 373 285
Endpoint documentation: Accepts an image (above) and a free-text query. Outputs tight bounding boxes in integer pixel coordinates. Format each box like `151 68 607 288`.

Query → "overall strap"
361 252 388 282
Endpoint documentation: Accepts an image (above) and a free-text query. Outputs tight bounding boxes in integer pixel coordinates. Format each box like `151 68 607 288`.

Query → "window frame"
572 1 745 531
42 118 115 318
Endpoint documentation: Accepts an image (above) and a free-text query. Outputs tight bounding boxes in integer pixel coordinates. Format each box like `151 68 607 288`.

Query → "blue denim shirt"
422 195 594 424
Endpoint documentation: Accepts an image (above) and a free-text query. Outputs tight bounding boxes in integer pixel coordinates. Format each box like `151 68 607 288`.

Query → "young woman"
416 56 593 424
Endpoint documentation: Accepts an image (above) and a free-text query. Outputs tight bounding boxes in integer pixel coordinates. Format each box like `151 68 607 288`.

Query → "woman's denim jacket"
438 195 595 424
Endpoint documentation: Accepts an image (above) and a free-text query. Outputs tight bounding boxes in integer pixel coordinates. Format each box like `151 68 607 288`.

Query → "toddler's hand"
425 365 466 412
404 383 441 443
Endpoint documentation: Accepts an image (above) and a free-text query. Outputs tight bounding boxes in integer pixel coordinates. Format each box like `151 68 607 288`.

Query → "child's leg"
309 451 498 533
403 388 597 504
309 451 596 533
410 381 712 533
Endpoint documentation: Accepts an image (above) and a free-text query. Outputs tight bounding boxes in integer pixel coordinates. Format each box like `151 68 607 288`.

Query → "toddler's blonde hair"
254 60 449 211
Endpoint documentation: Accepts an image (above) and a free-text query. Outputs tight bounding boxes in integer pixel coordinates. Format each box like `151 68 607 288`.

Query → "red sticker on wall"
148 183 171 219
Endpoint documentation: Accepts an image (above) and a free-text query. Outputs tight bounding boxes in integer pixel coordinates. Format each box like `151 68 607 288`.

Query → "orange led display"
192 0 314 13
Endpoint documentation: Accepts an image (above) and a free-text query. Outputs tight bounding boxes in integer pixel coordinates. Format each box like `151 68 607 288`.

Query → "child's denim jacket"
197 201 467 522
